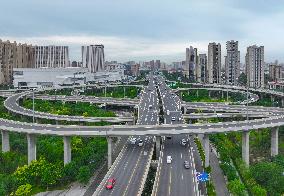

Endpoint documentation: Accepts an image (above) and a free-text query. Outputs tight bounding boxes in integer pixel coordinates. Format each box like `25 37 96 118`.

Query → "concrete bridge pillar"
155 136 161 160
226 90 229 102
208 90 211 98
107 137 113 169
221 90 224 98
183 107 187 114
63 136 71 165
27 134 37 164
203 134 210 168
1 130 10 152
271 95 274 103
271 127 279 157
281 99 284 108
196 90 199 97
242 131 250 165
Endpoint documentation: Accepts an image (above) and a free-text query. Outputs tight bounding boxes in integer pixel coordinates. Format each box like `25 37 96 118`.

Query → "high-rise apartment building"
269 63 282 82
34 46 69 68
245 45 264 88
82 45 105 73
198 54 207 83
184 46 198 81
207 43 221 84
0 40 34 84
225 40 240 85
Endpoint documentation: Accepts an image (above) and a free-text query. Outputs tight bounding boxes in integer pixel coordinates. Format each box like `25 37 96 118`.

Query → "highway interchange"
1 74 284 195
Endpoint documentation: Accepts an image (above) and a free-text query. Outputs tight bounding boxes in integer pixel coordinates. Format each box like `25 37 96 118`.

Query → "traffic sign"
197 172 209 182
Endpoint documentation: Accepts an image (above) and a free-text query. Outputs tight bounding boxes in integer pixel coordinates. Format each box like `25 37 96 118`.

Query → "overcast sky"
1 0 283 63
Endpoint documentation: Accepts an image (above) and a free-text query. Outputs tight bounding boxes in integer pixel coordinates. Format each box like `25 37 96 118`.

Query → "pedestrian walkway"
210 145 230 196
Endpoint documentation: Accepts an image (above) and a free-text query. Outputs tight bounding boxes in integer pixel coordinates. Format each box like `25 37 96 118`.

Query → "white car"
138 139 143 146
130 138 137 145
180 139 187 146
167 156 172 164
171 117 176 121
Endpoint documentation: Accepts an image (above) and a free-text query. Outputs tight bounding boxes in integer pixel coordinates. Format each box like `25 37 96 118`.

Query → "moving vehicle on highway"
184 161 190 169
105 178 116 189
130 137 137 144
180 139 187 146
149 105 153 109
167 156 172 164
171 116 176 121
138 139 143 146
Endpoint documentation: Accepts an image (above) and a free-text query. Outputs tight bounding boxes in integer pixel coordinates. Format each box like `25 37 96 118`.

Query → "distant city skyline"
1 0 284 63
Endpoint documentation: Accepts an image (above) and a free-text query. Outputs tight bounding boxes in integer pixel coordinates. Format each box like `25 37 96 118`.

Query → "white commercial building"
34 46 69 68
225 40 240 85
13 68 126 88
82 45 105 73
13 68 90 88
93 71 126 83
245 45 264 88
207 43 221 84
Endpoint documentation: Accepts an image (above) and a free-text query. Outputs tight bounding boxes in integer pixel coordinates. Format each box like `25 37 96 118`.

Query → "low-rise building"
13 67 90 88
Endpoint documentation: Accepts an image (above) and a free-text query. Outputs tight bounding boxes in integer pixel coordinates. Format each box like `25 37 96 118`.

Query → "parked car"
171 116 176 121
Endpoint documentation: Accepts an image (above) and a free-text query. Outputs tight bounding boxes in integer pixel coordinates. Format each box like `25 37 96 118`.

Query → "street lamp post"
32 88 35 123
246 84 249 121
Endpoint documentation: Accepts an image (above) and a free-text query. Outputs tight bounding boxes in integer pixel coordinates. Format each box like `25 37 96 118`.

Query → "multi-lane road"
152 76 203 196
94 74 158 196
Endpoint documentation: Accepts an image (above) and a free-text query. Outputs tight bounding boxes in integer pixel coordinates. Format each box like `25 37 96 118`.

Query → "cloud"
1 35 211 62
1 0 284 63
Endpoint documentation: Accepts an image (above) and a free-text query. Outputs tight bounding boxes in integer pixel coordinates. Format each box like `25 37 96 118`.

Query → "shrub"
228 179 246 196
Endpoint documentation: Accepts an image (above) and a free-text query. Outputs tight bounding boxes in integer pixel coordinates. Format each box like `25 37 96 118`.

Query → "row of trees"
0 96 111 195
23 99 115 117
210 130 284 196
0 136 108 195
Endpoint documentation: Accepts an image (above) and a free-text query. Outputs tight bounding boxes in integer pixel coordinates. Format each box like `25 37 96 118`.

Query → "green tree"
238 72 247 86
251 185 267 196
228 179 246 196
63 161 79 183
251 162 284 195
76 166 91 185
14 184 32 196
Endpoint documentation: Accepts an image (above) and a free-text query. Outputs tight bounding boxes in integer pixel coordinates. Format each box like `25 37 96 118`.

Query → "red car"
105 178 116 189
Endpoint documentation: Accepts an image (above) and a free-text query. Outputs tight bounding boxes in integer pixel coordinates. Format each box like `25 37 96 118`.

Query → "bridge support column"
183 107 187 114
27 134 36 164
242 131 250 165
107 137 113 169
1 130 10 152
203 134 210 168
271 127 279 157
155 136 161 160
196 90 199 97
63 136 71 165
208 90 211 98
282 99 284 107
271 95 274 103
221 90 224 98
